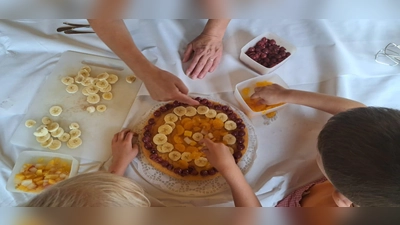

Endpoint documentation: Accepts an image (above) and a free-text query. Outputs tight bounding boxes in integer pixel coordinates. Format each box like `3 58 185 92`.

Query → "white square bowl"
234 74 289 118
6 151 79 194
240 32 297 75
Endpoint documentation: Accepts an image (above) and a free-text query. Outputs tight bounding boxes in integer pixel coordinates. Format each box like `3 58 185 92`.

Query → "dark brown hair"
318 107 400 207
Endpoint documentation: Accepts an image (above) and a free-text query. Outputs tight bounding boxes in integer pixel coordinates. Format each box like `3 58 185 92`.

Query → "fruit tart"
140 97 248 181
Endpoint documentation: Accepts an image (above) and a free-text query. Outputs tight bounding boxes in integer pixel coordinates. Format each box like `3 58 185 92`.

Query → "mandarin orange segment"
186 146 198 153
241 87 250 97
174 143 186 152
193 126 201 132
173 135 183 144
212 119 224 129
177 160 189 169
255 81 273 87
183 121 194 130
181 118 191 125
191 151 202 159
201 123 211 131
175 125 184 135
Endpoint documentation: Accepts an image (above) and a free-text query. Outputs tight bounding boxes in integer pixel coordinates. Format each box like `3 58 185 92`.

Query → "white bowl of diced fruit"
7 151 79 194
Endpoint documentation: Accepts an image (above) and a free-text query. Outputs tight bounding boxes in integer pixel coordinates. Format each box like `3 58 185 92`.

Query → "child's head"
317 107 400 207
26 171 151 207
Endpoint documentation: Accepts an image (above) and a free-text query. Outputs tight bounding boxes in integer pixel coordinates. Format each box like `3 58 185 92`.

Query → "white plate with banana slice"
131 95 258 197
10 51 143 162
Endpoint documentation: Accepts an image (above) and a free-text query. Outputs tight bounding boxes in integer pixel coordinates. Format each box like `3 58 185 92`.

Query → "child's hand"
250 83 288 105
109 128 139 175
202 138 237 175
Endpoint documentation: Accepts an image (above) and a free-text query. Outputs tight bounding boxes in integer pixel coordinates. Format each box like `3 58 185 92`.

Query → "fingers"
190 55 210 79
198 58 214 79
118 128 131 141
202 138 215 148
112 133 118 143
174 78 189 95
209 55 221 73
174 92 200 105
125 131 134 142
250 93 260 99
186 53 203 77
182 44 193 63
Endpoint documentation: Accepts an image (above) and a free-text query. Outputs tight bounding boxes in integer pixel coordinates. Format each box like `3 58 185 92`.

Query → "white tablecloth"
1 19 400 207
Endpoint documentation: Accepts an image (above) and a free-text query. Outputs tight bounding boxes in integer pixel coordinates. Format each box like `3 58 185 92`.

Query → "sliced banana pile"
26 117 83 150
151 103 241 167
61 66 120 113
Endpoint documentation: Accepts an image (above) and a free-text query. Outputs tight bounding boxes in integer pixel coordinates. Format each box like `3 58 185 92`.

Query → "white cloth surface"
1 19 400 207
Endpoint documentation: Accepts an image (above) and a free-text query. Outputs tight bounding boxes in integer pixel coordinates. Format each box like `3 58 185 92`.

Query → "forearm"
88 19 157 81
284 90 366 115
202 19 231 39
222 166 261 207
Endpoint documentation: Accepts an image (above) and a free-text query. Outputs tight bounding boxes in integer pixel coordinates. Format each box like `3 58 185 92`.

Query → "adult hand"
183 33 223 79
202 138 236 175
142 68 199 105
250 84 289 105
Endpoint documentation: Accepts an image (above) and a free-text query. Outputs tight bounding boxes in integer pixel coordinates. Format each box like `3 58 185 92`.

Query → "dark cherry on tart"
245 37 291 69
141 98 248 180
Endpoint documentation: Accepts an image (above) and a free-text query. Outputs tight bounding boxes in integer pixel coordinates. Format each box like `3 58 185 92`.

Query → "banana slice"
165 122 176 129
173 106 187 117
81 66 92 73
168 151 182 161
95 80 109 89
102 92 113 101
59 133 71 142
160 142 174 153
67 137 82 149
106 74 119 84
61 76 74 85
87 85 99 94
86 106 96 113
158 124 173 135
48 140 62 151
96 105 107 112
41 117 52 125
66 84 79 94
49 106 62 116
87 94 100 104
157 145 162 152
79 70 90 78
70 129 82 139
153 134 168 145
75 75 84 84
69 123 80 130
164 113 178 123
36 133 50 143
100 85 112 93
223 134 237 145
25 119 36 128
205 109 217 119
185 106 197 117
126 75 136 83
41 138 54 148
97 72 110 81
224 120 237 131
192 132 204 142
181 152 193 162
228 147 234 154
81 78 93 87
216 113 228 122
33 125 48 137
50 127 64 138
194 157 208 167
46 122 59 132
82 87 90 96
197 106 209 115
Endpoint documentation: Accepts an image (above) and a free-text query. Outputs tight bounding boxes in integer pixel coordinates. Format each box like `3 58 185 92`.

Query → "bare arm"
251 84 366 115
88 1 198 105
203 139 261 207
